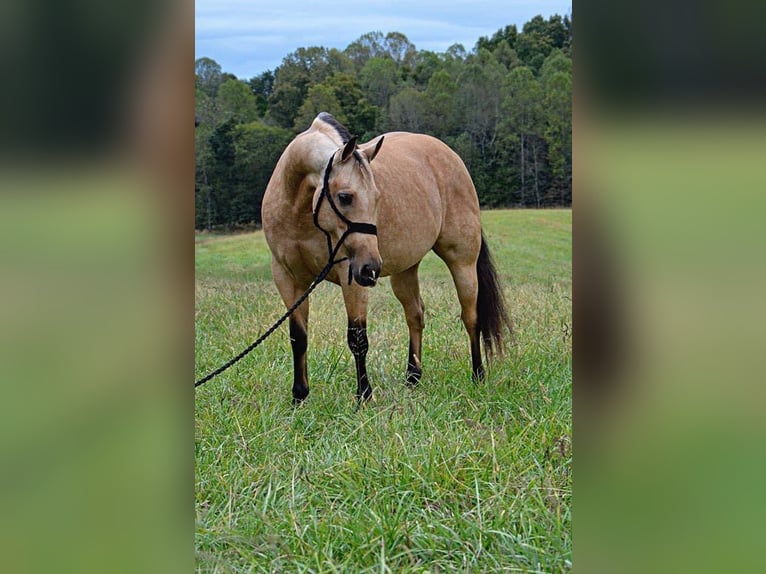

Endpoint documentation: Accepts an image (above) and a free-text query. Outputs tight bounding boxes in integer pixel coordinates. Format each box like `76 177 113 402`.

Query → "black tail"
476 231 512 356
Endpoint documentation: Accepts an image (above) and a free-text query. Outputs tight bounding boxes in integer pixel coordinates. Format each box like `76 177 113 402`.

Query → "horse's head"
313 135 385 287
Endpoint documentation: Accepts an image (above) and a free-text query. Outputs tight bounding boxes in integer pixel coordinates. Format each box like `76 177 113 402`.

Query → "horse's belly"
378 214 441 276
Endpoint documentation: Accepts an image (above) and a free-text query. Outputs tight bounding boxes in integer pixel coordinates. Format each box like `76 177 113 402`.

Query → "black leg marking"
406 339 422 387
290 317 309 404
347 319 372 402
471 326 485 382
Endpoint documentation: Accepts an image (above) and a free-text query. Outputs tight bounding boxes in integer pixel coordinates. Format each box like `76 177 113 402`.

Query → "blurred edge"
575 1 766 573
0 1 193 573
3 0 766 572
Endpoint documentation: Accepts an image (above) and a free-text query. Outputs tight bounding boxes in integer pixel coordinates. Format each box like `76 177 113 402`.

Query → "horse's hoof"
405 369 422 387
357 387 373 404
292 387 309 406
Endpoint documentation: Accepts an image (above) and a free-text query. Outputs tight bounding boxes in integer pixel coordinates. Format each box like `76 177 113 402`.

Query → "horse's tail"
476 231 512 356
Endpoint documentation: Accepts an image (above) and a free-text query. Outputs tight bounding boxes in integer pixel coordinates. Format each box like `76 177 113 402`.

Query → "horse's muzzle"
352 259 382 287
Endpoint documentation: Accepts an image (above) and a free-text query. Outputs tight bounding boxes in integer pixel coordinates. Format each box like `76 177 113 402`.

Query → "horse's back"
370 132 481 274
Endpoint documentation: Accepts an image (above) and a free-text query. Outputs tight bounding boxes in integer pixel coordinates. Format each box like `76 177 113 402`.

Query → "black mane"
317 112 353 144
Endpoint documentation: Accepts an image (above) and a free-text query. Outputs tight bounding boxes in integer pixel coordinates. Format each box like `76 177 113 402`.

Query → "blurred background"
576 1 766 572
0 1 192 572
1 0 765 572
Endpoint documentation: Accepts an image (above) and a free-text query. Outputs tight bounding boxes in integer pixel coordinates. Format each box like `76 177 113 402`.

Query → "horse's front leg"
342 283 372 402
272 260 311 404
289 310 309 404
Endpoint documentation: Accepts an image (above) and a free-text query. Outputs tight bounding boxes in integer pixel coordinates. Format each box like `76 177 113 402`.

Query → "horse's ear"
363 136 384 163
341 136 358 162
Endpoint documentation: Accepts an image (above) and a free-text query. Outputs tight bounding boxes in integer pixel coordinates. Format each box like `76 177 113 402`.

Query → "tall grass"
195 209 571 573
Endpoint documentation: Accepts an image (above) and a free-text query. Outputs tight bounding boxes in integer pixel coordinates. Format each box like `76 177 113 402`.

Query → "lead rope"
194 238 345 388
195 152 377 388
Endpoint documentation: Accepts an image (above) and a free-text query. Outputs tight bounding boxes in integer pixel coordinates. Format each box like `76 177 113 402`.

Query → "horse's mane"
317 112 352 144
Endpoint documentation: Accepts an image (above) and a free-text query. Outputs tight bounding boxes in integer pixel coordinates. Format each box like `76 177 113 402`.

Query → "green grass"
195 208 571 573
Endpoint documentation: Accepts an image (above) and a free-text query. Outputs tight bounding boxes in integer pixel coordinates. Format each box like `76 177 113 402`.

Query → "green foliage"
423 70 458 136
217 78 260 124
408 50 443 88
195 209 572 571
344 31 386 70
381 31 418 68
387 87 428 132
501 67 545 206
247 71 274 118
493 40 521 71
323 73 378 137
194 13 572 229
293 73 378 138
360 57 400 108
477 24 519 52
540 51 573 205
266 47 355 129
195 57 223 98
195 119 292 230
294 83 347 130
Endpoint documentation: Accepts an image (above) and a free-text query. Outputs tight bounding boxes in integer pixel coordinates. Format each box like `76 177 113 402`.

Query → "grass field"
195 209 571 573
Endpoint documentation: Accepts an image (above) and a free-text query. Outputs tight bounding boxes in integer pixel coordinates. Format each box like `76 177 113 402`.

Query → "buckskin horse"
262 112 510 404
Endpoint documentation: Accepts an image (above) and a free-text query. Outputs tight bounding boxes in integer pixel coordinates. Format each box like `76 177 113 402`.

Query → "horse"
262 112 511 404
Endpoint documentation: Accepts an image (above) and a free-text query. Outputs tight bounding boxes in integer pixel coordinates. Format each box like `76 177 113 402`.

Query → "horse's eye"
337 192 353 207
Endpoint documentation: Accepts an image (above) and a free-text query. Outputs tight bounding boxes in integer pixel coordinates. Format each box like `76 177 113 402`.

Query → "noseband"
312 154 378 284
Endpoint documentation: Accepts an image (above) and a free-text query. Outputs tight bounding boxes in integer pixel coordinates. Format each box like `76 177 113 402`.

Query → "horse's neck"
282 132 339 205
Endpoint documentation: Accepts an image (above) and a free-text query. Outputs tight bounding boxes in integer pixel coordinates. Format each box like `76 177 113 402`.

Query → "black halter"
312 153 378 283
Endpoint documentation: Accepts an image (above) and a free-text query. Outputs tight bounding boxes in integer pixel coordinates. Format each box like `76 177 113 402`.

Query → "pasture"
195 209 571 573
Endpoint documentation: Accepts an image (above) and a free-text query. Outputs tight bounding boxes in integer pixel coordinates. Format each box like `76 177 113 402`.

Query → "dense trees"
195 14 572 230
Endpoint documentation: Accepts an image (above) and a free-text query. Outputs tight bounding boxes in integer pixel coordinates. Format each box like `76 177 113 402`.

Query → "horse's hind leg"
448 262 484 381
434 245 485 381
341 282 373 402
390 264 425 386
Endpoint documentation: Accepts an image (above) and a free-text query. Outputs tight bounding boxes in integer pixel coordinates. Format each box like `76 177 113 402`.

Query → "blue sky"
196 1 572 79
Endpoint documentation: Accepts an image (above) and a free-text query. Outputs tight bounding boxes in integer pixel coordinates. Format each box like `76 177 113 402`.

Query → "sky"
196 0 572 79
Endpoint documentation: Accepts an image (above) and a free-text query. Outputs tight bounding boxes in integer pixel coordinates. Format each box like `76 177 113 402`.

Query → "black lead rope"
195 150 378 388
194 238 343 388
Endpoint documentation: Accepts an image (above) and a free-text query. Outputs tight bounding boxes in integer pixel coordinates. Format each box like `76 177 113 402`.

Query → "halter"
312 153 378 284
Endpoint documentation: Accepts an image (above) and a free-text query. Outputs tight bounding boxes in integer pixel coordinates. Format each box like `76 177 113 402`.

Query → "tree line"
195 14 572 230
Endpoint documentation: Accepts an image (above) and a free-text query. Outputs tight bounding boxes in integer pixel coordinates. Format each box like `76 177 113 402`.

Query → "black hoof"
405 368 422 388
292 385 309 405
357 386 373 404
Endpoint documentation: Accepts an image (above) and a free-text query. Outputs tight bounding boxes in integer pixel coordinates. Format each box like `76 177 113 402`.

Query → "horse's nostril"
360 263 379 283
